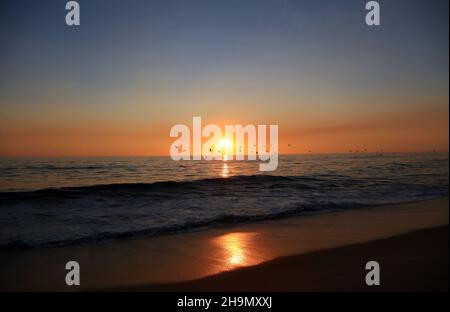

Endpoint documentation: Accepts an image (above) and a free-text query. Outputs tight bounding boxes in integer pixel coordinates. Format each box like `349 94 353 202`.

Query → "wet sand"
134 225 448 291
0 197 448 291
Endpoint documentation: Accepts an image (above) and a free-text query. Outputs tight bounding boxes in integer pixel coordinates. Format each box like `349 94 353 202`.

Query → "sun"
219 138 231 150
218 138 232 159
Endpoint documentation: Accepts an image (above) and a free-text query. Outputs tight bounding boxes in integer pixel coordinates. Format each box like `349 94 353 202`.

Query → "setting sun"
218 138 232 156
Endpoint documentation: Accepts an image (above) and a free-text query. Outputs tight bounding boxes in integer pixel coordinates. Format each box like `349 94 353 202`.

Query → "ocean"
0 153 448 250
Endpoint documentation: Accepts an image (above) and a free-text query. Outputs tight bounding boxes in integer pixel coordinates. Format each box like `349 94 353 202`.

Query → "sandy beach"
0 197 448 292
136 225 448 292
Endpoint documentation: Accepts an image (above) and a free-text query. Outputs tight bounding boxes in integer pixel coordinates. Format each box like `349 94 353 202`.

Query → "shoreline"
1 197 446 252
0 197 448 291
123 225 449 292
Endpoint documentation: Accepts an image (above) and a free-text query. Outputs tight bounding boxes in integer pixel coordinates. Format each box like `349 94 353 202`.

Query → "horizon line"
0 150 448 158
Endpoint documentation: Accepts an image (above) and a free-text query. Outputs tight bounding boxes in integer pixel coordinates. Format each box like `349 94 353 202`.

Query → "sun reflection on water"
221 162 229 178
214 232 259 269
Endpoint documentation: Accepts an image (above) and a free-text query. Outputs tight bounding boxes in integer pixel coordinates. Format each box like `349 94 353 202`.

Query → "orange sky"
1 101 448 157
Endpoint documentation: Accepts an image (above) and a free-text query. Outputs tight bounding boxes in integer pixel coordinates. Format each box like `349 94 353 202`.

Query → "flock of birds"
175 144 439 155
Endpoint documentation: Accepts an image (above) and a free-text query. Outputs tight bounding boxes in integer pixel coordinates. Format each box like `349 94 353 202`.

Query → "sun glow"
218 138 232 151
218 138 232 159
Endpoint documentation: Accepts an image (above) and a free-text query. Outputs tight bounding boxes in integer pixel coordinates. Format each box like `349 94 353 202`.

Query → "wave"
0 200 367 251
0 175 308 198
1 173 446 202
0 174 447 251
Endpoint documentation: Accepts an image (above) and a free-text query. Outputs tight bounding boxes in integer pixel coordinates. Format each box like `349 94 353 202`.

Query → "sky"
0 0 448 156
